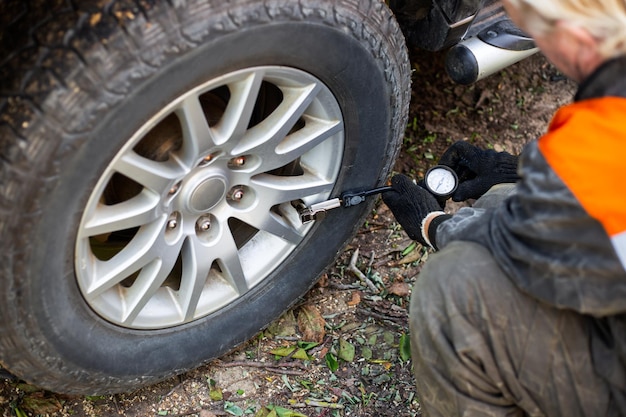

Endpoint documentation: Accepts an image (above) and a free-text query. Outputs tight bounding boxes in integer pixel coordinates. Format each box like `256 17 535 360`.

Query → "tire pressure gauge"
424 165 458 198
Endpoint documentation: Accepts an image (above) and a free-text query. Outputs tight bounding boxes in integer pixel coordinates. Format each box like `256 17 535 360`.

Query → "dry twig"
213 359 307 375
347 248 379 293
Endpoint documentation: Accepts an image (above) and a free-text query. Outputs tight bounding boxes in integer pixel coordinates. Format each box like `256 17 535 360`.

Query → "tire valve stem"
298 186 393 223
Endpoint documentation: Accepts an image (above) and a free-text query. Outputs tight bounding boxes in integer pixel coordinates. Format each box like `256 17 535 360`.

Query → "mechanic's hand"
382 174 444 247
439 141 520 201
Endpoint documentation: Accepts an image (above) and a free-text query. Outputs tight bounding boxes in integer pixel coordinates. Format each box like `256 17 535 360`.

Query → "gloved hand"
439 141 520 201
416 178 447 209
382 174 451 249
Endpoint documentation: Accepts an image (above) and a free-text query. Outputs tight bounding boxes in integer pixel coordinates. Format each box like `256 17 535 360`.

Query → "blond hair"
506 0 626 58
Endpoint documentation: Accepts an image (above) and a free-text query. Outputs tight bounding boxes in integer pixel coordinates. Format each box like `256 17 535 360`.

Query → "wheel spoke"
215 234 248 295
85 217 168 297
252 171 336 203
113 151 187 193
242 210 305 244
249 115 342 174
231 172 335 244
80 190 161 238
275 115 342 160
177 227 249 322
177 237 214 322
119 229 184 325
231 82 321 156
213 70 265 144
176 95 216 165
120 247 180 325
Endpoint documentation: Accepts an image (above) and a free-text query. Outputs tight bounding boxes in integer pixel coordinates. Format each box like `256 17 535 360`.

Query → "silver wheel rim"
75 66 344 329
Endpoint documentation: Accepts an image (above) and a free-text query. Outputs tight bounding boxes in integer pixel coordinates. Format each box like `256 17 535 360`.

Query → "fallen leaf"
209 386 223 401
398 248 423 264
317 346 329 359
388 282 410 297
254 408 275 417
14 408 27 417
346 291 361 306
317 273 329 287
21 392 62 415
399 333 411 362
270 346 310 360
268 405 307 417
267 309 297 337
338 338 355 362
15 383 40 394
325 352 339 372
371 359 393 370
254 408 271 417
402 241 417 256
297 341 319 350
224 401 244 416
297 304 326 343
362 346 373 360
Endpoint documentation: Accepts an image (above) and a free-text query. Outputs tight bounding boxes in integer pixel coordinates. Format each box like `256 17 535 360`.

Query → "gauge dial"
424 165 458 198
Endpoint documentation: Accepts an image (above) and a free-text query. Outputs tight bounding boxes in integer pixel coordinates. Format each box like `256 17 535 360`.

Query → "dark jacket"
437 55 626 410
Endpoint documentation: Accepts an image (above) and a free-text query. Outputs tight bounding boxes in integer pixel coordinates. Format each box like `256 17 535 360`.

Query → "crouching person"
383 0 626 415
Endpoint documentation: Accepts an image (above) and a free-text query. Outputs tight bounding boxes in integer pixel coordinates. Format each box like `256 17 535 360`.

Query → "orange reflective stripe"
538 97 626 238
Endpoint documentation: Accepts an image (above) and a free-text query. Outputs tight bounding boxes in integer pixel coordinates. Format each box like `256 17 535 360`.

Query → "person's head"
503 0 626 81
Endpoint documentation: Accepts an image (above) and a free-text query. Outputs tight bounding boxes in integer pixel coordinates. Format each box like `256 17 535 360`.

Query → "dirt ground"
0 50 576 417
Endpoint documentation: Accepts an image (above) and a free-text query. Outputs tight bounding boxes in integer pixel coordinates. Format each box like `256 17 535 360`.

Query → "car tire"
0 0 410 394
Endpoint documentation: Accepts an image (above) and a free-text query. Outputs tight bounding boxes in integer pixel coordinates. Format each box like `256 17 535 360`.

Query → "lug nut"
199 153 217 167
169 181 182 195
167 212 180 230
230 156 246 167
196 216 212 232
230 187 244 201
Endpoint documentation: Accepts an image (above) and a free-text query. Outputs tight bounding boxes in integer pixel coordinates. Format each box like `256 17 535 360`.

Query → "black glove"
417 178 447 209
382 175 451 249
438 141 520 201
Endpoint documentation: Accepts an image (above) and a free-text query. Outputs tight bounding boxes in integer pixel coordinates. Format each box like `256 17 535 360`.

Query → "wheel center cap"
189 177 226 212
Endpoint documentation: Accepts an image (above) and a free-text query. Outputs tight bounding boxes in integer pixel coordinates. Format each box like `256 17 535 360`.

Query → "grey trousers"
410 185 613 417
